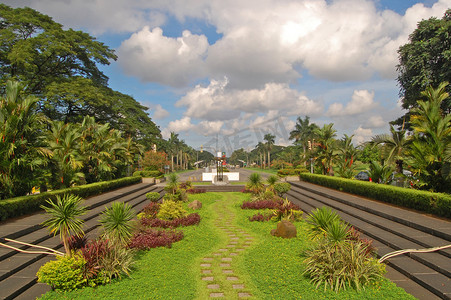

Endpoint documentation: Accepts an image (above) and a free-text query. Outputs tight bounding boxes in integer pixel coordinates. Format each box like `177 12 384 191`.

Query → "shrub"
68 234 88 251
249 212 273 222
186 188 206 194
128 228 184 250
277 168 308 177
347 227 376 257
241 199 283 210
305 207 343 240
245 173 264 194
145 192 161 202
139 202 160 219
274 182 291 197
100 241 135 281
157 200 187 220
178 181 193 190
80 239 111 286
163 189 187 202
303 240 385 292
140 213 201 228
132 170 163 178
37 253 87 291
100 202 136 245
271 198 303 222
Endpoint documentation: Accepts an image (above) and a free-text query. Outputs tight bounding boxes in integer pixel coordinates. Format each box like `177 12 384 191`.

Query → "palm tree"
100 202 136 246
367 160 394 184
314 123 337 175
255 142 266 168
370 125 411 174
168 132 179 172
289 116 318 163
264 133 276 169
41 194 87 256
0 80 48 199
407 82 451 191
335 134 358 178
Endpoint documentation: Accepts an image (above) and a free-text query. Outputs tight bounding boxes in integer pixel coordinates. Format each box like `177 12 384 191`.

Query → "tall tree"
264 133 276 168
314 123 337 175
408 82 451 192
335 134 358 179
396 9 451 124
0 80 48 199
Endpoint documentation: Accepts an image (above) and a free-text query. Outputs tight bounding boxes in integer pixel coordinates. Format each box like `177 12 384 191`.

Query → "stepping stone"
238 292 252 298
233 284 245 289
223 269 233 274
221 257 232 262
236 248 245 251
203 258 213 261
202 270 212 274
220 263 231 267
202 277 214 281
213 253 221 256
226 245 235 248
219 249 228 251
230 237 239 240
201 263 212 267
227 276 239 281
210 292 224 298
230 241 238 244
230 253 238 256
207 284 220 289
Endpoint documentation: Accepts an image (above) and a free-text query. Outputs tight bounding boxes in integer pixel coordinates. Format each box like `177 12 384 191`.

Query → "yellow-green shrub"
37 253 86 291
157 200 187 220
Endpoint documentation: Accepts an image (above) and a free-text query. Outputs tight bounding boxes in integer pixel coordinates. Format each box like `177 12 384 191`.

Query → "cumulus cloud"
327 90 376 116
152 104 169 119
118 27 208 86
353 126 374 145
176 77 323 121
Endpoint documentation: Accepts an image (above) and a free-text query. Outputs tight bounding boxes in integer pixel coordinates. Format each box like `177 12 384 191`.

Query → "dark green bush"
132 170 163 178
0 176 142 221
37 253 87 291
146 192 161 202
274 182 291 197
277 168 309 177
299 173 451 219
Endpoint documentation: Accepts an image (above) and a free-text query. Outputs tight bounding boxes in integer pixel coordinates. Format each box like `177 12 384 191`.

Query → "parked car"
354 171 370 181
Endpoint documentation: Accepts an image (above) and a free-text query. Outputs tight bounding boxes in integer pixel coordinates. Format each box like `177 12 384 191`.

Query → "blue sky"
4 0 451 154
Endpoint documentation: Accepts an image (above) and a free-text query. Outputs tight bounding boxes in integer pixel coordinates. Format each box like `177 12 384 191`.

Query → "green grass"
245 167 278 175
39 192 415 300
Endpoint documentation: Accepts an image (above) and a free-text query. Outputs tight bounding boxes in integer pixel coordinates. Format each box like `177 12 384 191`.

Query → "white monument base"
202 172 240 182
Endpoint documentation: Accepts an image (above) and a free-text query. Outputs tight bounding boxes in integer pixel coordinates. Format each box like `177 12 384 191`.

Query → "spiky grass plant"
41 194 87 256
100 202 136 245
305 206 342 240
246 172 264 194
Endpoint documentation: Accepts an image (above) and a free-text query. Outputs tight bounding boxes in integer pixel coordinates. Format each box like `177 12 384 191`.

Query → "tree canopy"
397 9 451 122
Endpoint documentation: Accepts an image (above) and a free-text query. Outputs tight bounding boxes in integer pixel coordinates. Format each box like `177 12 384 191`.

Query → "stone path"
199 196 254 299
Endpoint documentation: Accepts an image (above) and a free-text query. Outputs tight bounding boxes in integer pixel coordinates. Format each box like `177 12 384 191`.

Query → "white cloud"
176 77 323 121
353 126 374 145
162 116 195 139
327 90 376 116
366 115 386 128
152 104 169 119
117 27 208 87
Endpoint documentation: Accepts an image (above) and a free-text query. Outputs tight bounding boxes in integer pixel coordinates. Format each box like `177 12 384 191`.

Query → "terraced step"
286 180 451 300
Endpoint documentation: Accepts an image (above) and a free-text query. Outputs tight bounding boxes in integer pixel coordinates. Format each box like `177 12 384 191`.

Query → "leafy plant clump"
271 198 303 222
128 228 184 250
274 182 291 197
137 202 160 219
37 253 87 291
249 212 273 222
245 173 265 194
100 202 136 245
140 213 201 228
145 192 161 202
157 200 187 220
241 199 282 210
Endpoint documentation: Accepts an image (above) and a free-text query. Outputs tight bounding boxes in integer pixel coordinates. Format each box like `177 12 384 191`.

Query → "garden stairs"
286 180 451 300
0 182 162 300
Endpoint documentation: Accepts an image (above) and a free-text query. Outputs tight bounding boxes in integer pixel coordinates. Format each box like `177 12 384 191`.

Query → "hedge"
298 173 451 219
0 176 142 222
277 168 309 177
133 170 164 178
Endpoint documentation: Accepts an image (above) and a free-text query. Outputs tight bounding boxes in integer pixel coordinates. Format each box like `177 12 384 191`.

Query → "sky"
3 0 451 154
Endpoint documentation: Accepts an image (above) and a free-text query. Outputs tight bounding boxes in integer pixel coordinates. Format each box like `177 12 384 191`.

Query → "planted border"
299 173 451 219
0 176 142 221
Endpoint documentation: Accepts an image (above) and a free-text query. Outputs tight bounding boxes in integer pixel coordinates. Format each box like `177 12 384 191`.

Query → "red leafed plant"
249 213 273 222
128 228 184 250
140 213 201 228
241 199 283 210
186 188 206 194
80 239 109 280
347 226 376 257
141 202 160 219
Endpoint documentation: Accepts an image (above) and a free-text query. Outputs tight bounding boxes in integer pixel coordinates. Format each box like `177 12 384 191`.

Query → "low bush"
68 235 88 251
80 239 111 286
249 212 273 222
241 199 282 210
128 228 184 250
157 200 187 220
37 253 87 291
145 192 161 202
186 188 206 194
138 202 160 219
274 182 291 197
140 213 201 228
0 176 142 221
305 207 343 241
303 240 385 292
163 189 187 202
277 168 308 177
271 198 303 222
299 173 451 218
132 170 163 178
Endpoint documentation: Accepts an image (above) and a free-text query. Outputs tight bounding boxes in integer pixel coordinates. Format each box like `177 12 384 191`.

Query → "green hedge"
298 173 451 219
278 168 309 177
133 170 164 178
0 176 142 222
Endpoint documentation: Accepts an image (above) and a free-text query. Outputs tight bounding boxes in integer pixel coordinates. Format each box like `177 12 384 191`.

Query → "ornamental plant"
140 213 201 228
271 198 303 222
37 252 87 291
41 194 87 256
145 192 161 202
157 200 186 220
100 202 136 245
274 182 291 197
128 228 184 250
245 173 265 194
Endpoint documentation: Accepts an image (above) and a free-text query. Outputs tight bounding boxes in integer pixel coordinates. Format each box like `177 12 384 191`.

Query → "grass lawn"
40 192 414 300
245 167 278 175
